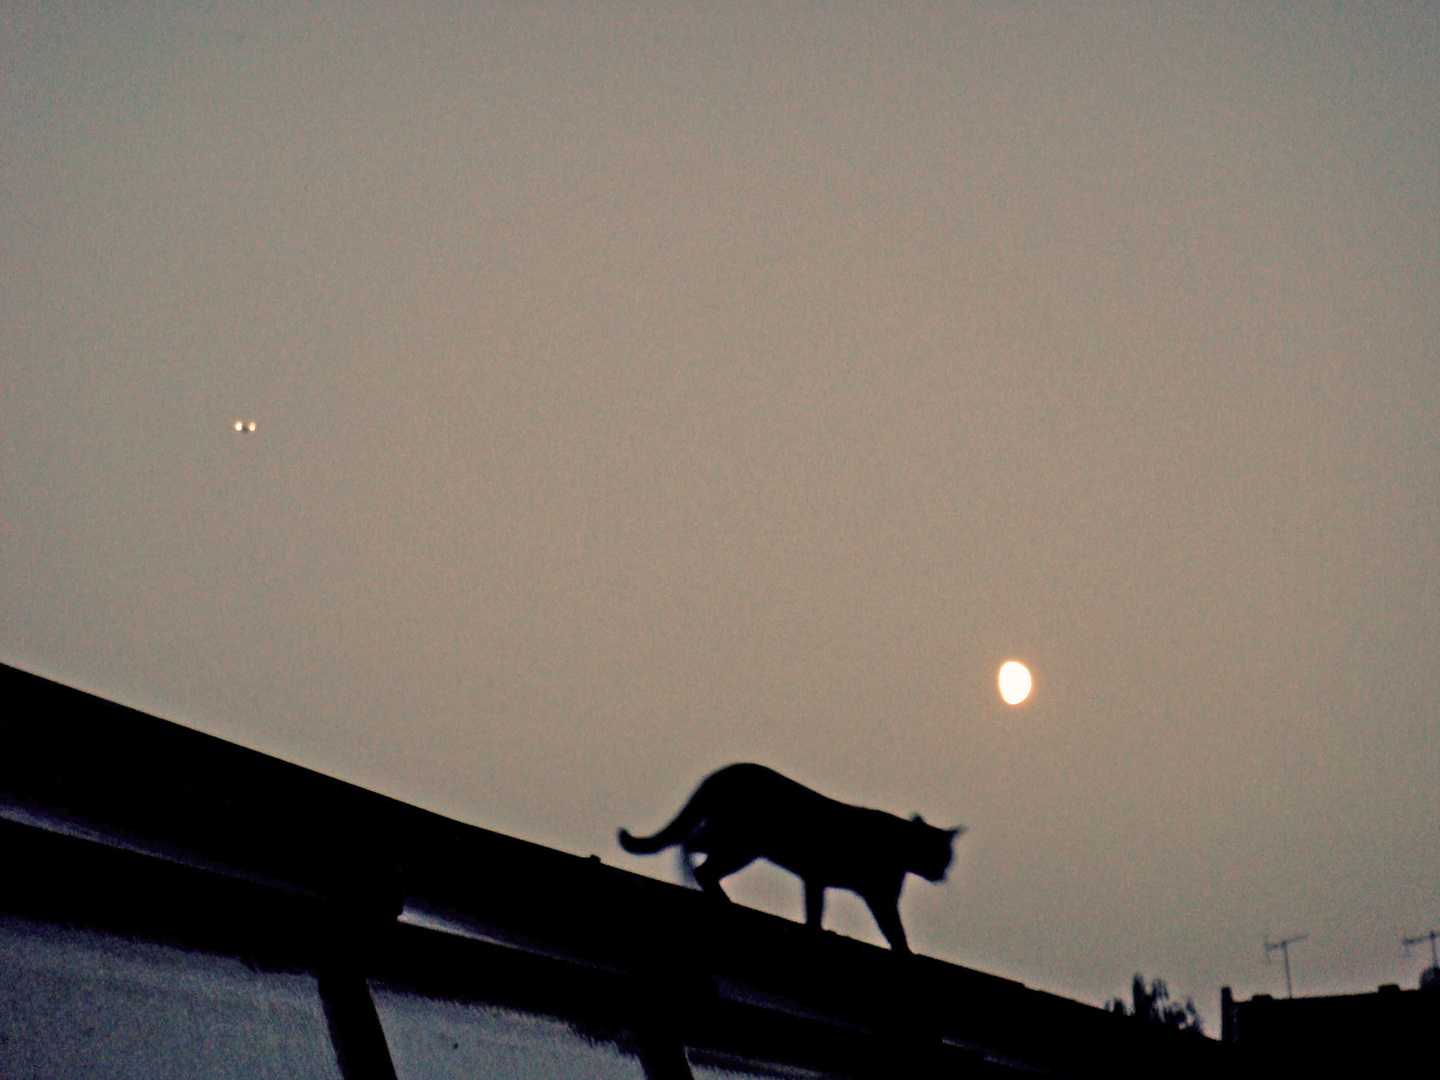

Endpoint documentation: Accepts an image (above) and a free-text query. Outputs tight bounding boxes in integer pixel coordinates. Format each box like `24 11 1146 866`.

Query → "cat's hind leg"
691 848 755 901
804 881 826 929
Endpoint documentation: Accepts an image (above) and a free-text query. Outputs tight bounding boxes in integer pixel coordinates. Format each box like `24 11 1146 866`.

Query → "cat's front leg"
803 880 825 929
869 903 910 954
863 882 911 954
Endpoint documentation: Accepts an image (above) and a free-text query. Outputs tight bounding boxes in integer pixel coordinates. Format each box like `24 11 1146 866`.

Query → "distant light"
234 420 244 432
247 421 256 432
233 420 257 434
998 661 1032 705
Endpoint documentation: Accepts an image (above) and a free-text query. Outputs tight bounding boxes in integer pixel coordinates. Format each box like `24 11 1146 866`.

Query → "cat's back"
693 763 843 820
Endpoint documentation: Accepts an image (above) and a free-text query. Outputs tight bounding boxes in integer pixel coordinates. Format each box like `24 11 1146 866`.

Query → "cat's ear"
911 813 927 825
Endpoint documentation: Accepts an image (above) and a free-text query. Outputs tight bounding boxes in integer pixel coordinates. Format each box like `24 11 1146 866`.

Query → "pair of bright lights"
233 420 257 433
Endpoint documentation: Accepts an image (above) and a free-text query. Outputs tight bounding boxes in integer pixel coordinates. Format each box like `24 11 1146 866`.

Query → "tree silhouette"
1106 974 1203 1033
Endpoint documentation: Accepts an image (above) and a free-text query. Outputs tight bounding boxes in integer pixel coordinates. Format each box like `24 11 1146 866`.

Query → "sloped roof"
1 662 1226 1078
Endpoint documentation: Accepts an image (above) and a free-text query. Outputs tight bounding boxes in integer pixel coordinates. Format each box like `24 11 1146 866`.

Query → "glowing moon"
998 661 1032 705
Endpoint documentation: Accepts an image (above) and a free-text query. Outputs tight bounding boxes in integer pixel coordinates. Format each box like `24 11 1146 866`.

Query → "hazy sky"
5 2 1438 1016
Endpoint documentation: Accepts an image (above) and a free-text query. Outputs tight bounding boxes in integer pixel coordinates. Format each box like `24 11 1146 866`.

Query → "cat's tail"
617 807 699 856
617 827 666 854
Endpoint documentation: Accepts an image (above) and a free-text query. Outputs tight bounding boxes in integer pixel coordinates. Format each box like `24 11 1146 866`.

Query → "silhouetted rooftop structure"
2 662 1228 1078
1222 979 1440 1075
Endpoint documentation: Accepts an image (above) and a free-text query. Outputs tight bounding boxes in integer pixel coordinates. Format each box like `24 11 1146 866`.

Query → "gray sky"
5 1 1438 1016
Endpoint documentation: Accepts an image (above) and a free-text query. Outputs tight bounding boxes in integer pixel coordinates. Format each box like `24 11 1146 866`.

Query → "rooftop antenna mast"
1264 934 1307 998
1402 929 1439 973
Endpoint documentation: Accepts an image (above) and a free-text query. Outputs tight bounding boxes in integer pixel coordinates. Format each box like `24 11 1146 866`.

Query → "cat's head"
909 814 964 882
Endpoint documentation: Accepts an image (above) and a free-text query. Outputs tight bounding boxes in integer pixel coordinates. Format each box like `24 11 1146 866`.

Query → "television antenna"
1263 934 1307 998
1402 929 1438 979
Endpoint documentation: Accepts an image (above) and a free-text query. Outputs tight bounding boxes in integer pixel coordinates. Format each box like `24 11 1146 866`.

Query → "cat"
618 763 962 954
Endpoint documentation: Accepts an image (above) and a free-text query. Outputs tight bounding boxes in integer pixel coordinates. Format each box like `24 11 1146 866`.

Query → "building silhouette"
1222 980 1440 1075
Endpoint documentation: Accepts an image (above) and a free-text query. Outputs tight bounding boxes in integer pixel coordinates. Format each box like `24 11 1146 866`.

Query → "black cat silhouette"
619 763 962 953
